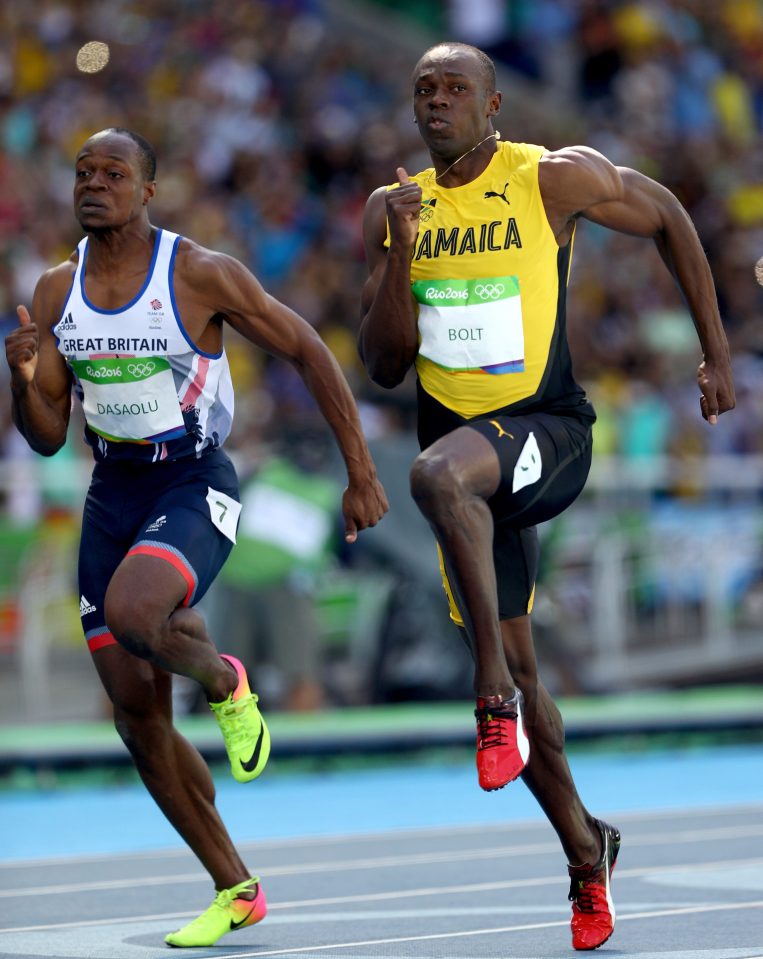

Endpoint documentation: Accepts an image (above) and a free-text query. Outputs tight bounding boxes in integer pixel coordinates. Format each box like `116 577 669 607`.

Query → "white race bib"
71 356 185 442
413 276 524 373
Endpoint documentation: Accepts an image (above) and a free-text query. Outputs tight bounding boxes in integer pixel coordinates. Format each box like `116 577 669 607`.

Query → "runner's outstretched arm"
541 147 735 423
179 244 389 542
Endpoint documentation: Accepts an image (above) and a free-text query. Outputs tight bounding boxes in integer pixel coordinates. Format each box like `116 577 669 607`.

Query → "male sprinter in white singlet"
359 43 734 951
5 128 388 948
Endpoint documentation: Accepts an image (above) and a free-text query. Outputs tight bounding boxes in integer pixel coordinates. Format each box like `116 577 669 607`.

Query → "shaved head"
82 128 157 181
414 43 497 95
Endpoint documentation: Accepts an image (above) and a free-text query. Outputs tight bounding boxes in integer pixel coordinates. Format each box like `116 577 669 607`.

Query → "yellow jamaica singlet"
387 140 592 448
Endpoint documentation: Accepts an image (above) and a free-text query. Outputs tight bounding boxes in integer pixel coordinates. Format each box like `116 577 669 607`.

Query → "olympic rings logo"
127 361 156 378
474 284 505 300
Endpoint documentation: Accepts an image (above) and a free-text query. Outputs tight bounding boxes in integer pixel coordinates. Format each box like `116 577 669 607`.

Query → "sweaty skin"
358 44 734 868
9 135 388 540
360 48 733 422
6 129 389 895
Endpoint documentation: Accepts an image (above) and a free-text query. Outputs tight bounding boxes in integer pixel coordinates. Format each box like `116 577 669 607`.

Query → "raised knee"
410 451 463 515
104 588 159 660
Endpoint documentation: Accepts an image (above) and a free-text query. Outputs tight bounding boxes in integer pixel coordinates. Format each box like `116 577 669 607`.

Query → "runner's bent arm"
5 265 74 455
358 171 422 388
540 147 735 422
178 246 388 540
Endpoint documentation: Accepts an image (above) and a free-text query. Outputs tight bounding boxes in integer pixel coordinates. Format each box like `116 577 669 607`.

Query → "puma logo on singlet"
484 181 510 206
489 420 514 439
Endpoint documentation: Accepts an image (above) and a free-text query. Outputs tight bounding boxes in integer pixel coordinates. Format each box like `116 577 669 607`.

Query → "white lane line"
3 821 763 898
1 899 763 959
1 857 761 934
189 899 763 959
0 901 707 935
3 801 762 871
0 841 554 898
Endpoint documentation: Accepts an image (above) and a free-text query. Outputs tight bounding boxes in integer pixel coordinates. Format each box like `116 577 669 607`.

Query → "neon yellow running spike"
210 654 271 783
165 877 267 947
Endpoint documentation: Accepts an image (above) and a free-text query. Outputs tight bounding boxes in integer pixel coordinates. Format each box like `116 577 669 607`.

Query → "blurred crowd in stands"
3 0 763 713
2 0 763 491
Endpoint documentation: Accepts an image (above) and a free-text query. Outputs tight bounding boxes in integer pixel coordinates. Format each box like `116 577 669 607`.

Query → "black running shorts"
78 449 240 653
440 410 593 623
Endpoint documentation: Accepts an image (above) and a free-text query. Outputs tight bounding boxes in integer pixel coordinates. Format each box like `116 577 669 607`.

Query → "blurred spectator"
215 441 343 712
3 0 763 720
1 0 763 509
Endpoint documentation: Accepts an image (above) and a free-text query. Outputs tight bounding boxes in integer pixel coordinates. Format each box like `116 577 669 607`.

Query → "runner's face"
413 51 493 158
74 133 152 230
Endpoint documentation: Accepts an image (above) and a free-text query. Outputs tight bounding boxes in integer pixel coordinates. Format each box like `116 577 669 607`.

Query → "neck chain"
426 131 500 185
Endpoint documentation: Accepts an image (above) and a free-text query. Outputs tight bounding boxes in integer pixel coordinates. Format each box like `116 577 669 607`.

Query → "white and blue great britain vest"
54 229 234 462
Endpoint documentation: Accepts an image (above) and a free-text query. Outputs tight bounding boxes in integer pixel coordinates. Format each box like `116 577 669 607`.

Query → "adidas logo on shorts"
79 595 96 616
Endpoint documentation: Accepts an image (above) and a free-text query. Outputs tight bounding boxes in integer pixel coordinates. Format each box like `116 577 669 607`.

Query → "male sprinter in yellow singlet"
5 128 388 948
359 43 734 951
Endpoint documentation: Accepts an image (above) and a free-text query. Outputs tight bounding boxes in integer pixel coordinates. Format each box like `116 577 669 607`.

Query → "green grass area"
2 722 761 795
1 685 761 794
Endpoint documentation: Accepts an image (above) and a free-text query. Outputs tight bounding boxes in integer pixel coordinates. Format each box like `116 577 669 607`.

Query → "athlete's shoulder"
32 255 79 329
504 140 546 153
539 146 621 198
172 235 261 313
539 144 613 172
173 236 245 281
502 140 546 166
362 185 392 243
39 253 79 296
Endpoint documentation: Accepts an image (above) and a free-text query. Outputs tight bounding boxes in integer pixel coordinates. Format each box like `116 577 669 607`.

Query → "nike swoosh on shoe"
229 900 258 930
240 721 265 773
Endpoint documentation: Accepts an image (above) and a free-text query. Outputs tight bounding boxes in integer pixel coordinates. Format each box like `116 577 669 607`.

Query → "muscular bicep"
540 146 624 241
229 291 317 362
360 188 390 316
195 250 318 362
32 272 74 410
580 167 676 239
35 329 72 407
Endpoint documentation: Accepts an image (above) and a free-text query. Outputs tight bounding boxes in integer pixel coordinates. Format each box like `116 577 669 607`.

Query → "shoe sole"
575 929 614 951
165 883 267 947
479 761 527 792
572 822 620 951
